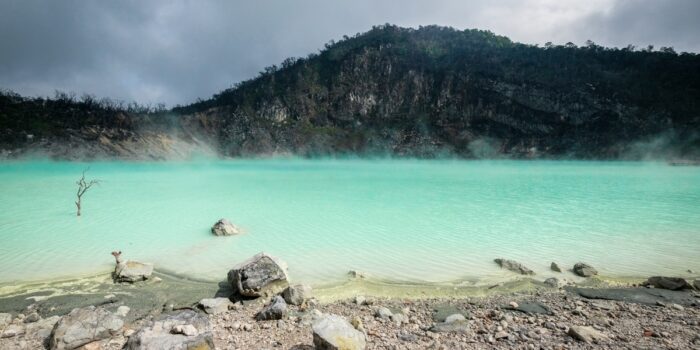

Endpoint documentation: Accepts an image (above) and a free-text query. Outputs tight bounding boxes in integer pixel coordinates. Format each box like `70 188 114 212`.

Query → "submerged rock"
198 297 234 315
211 218 241 236
228 252 289 297
125 310 214 350
550 262 562 272
282 284 312 306
646 276 692 290
573 263 598 277
494 258 534 275
50 306 124 350
312 314 366 350
114 260 154 283
255 296 287 321
544 277 560 288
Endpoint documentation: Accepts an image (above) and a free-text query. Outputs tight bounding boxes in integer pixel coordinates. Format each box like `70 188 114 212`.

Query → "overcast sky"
1 0 698 106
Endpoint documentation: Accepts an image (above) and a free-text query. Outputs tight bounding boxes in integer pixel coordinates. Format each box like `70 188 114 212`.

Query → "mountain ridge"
2 25 699 160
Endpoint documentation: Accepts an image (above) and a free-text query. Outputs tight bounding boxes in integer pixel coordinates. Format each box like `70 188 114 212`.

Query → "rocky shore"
0 254 698 349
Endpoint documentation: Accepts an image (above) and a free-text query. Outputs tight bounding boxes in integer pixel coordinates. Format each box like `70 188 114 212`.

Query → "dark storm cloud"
0 0 698 106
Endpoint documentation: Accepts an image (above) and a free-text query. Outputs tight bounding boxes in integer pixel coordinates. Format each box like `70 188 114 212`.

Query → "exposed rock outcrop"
124 310 214 350
49 306 124 350
227 252 288 297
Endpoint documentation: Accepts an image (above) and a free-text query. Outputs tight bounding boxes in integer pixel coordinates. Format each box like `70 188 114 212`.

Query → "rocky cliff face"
2 25 699 160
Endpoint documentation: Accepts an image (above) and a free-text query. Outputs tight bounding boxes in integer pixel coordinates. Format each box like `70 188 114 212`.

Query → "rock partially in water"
125 310 214 350
255 296 287 321
211 218 241 236
568 325 608 343
228 252 289 297
646 276 692 290
573 263 598 277
282 284 312 306
544 277 560 288
198 297 233 315
50 306 124 350
494 258 534 275
114 261 153 283
312 314 366 350
550 262 562 272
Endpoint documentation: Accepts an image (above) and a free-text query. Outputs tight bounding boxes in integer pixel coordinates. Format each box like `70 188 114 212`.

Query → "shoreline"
0 270 698 349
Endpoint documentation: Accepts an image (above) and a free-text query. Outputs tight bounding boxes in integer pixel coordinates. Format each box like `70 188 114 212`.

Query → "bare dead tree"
75 168 100 216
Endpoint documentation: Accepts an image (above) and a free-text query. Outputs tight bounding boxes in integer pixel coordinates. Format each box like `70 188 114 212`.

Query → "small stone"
348 270 366 279
544 277 559 288
282 284 312 306
568 325 608 343
495 331 509 339
350 316 365 333
255 296 287 321
509 301 519 309
354 296 366 305
444 314 465 324
375 307 393 319
211 218 242 236
551 262 562 272
494 258 534 275
199 297 234 315
23 312 40 323
670 303 684 311
116 306 131 317
171 324 198 337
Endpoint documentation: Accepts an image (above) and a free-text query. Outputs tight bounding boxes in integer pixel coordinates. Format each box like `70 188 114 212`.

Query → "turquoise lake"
0 159 698 286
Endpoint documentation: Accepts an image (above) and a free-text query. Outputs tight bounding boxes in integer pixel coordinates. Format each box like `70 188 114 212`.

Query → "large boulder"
494 258 534 275
312 314 366 350
114 261 154 283
198 297 234 315
227 252 288 297
573 263 598 277
211 219 242 236
49 306 124 350
255 296 287 321
125 310 214 350
282 284 312 306
646 276 692 290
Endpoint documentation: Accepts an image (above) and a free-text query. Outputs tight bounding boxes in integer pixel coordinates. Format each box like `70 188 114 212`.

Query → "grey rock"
312 314 366 350
228 252 289 297
550 262 562 272
211 218 241 236
567 325 608 343
23 312 40 323
171 324 198 337
444 314 466 323
282 284 312 306
391 313 408 325
255 296 287 321
494 258 534 275
430 320 470 333
198 297 233 315
374 307 393 319
25 315 60 341
114 260 154 283
348 270 366 279
125 310 214 350
50 306 124 350
646 276 692 290
573 263 598 277
504 301 552 315
544 277 559 288
0 313 12 328
116 306 131 317
1 324 24 338
574 287 697 306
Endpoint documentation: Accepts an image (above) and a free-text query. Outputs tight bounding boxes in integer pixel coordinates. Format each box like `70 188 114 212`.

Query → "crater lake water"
0 159 699 287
